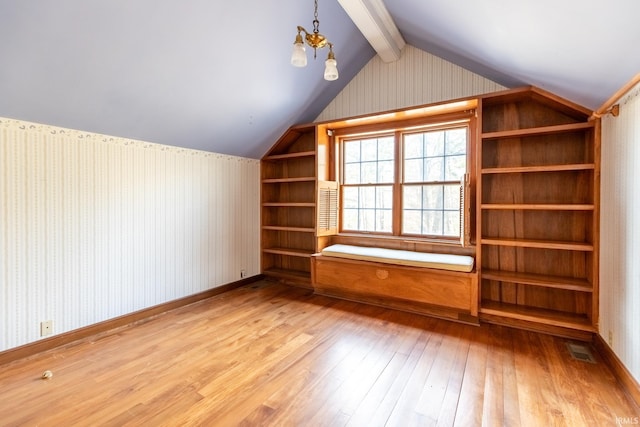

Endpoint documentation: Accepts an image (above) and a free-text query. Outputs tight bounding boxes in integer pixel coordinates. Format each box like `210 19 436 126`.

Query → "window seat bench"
311 244 479 322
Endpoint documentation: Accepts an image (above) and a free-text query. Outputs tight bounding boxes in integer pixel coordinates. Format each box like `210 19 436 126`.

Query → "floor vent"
566 342 597 363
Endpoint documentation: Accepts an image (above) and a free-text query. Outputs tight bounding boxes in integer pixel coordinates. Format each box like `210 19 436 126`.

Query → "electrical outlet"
240 270 247 279
40 320 53 337
608 330 613 347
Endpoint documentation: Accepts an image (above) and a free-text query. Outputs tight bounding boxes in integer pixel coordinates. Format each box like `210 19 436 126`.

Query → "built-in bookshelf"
261 87 600 338
477 87 599 338
261 125 318 287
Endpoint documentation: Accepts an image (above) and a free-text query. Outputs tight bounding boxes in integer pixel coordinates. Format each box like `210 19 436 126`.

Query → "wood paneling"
0 281 635 425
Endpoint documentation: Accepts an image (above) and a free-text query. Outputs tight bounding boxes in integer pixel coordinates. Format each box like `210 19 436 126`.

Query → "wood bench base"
311 254 479 323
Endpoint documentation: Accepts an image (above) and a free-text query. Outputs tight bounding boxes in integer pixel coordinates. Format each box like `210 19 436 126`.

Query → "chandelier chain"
313 0 320 33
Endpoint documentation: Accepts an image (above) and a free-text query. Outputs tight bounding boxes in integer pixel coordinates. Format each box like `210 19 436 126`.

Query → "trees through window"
340 122 469 240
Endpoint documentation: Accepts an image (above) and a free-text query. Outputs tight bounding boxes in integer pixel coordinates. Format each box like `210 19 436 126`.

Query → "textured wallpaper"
0 119 260 351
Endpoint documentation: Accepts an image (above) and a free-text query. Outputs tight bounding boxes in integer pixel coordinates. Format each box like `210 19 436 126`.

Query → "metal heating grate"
566 342 597 364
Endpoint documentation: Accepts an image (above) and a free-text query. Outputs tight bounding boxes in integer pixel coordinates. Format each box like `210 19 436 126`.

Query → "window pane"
343 209 358 230
425 132 444 157
377 209 393 232
423 185 443 209
343 187 359 209
374 186 393 232
378 137 395 160
423 211 443 235
424 156 445 182
444 184 460 210
404 158 423 183
342 185 393 233
404 133 423 159
403 186 422 210
344 136 394 185
344 141 361 163
361 139 377 161
403 210 422 234
445 154 466 181
444 211 460 236
361 209 375 231
359 186 375 208
378 186 393 209
445 128 466 155
378 160 394 183
344 162 361 184
402 184 461 237
361 162 378 183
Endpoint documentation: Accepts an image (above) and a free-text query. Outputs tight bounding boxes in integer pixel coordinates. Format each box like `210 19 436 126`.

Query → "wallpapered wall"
316 45 506 121
599 82 640 384
0 119 260 351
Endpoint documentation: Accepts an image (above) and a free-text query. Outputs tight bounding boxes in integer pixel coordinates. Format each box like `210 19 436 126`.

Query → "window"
342 135 395 233
402 127 467 237
339 118 471 241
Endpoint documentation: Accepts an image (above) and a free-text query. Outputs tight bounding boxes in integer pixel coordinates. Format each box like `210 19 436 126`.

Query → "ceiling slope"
384 0 640 110
0 1 637 158
0 1 374 159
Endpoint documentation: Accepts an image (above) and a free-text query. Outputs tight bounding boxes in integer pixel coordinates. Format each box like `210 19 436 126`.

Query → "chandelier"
290 0 339 81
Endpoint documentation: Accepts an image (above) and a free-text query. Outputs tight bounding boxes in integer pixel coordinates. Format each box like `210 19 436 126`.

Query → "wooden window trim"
335 110 476 245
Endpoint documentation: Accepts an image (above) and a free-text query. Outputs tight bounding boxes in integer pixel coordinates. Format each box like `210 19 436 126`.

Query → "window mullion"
393 130 402 236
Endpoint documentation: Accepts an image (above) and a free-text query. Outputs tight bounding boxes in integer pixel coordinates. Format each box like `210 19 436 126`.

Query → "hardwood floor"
0 281 636 426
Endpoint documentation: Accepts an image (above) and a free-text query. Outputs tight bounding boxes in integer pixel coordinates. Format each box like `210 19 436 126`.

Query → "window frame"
340 132 397 235
335 110 475 244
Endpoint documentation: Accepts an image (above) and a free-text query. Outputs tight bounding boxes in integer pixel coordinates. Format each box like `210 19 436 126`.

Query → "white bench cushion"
320 244 474 273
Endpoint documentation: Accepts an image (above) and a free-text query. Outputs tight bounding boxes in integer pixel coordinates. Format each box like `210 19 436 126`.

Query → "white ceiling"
0 0 638 158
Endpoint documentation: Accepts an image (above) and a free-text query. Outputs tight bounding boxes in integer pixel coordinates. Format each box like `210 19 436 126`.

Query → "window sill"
335 233 475 252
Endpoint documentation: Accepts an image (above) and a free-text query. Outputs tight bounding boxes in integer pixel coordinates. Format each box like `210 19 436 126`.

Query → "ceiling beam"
337 0 405 63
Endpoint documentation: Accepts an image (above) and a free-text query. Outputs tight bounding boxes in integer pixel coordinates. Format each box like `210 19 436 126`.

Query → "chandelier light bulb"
291 32 308 68
324 58 338 81
291 41 308 67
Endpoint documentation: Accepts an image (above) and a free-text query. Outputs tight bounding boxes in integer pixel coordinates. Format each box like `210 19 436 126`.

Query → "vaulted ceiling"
0 1 638 158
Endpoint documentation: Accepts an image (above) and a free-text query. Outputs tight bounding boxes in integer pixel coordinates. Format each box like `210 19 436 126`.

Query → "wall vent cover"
566 342 596 363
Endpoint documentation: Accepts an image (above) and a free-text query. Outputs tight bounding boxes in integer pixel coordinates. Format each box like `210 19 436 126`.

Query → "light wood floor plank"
453 326 489 427
0 281 636 426
434 325 472 427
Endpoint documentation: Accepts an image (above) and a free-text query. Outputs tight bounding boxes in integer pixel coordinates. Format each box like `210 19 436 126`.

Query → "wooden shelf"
262 202 316 207
480 300 594 332
481 122 594 139
481 269 592 292
262 247 313 257
262 177 315 184
262 267 311 281
480 87 592 120
481 203 594 211
263 150 316 160
481 237 593 251
262 226 315 233
478 88 598 336
481 164 595 174
261 125 320 286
